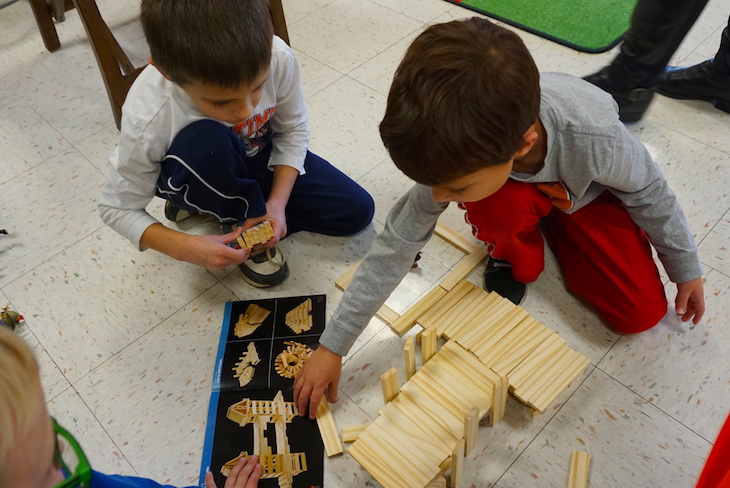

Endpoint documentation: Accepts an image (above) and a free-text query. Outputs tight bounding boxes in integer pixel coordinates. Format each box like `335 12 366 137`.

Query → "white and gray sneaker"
164 201 196 223
239 245 289 287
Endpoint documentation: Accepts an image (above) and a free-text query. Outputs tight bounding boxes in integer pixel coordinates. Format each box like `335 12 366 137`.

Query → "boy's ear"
148 57 173 81
514 124 539 158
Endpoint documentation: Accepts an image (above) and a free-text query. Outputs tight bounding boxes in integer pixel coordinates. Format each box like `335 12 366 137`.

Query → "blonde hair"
0 327 41 482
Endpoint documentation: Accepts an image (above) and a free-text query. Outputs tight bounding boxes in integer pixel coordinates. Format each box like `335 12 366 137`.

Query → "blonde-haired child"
0 327 261 488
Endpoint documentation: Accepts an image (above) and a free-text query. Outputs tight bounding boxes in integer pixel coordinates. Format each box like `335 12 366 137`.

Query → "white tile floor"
1 0 729 486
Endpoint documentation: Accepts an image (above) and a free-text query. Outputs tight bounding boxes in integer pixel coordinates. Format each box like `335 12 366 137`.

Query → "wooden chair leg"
269 0 290 45
28 0 61 52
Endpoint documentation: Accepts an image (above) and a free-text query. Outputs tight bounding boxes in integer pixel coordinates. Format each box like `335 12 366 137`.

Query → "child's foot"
164 201 197 222
239 246 289 287
483 256 526 305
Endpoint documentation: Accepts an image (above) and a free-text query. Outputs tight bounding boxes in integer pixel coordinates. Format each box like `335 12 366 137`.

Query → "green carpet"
445 0 638 53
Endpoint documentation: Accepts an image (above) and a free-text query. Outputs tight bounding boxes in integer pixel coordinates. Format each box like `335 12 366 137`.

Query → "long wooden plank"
380 400 456 457
433 287 488 337
440 289 501 340
420 359 491 417
434 221 478 254
418 280 475 332
463 407 480 456
478 317 545 366
567 451 591 488
428 354 493 412
489 373 509 426
450 439 465 488
404 337 416 381
441 340 503 386
422 327 437 364
508 334 566 389
408 372 472 421
348 440 420 488
400 381 464 435
487 321 556 375
381 367 399 404
386 395 459 449
335 260 361 291
439 246 489 291
464 306 530 358
525 352 590 413
342 423 368 443
391 286 448 335
513 345 574 401
375 413 446 467
316 397 343 456
363 421 440 481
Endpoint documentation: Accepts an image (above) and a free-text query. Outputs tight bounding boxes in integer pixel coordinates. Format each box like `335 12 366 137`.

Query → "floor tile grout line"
593 363 717 445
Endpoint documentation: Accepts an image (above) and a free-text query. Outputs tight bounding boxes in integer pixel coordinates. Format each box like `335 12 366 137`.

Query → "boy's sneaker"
239 246 289 287
219 222 289 287
164 201 197 223
483 256 526 306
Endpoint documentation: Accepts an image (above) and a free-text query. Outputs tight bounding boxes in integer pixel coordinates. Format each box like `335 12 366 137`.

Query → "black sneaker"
164 201 196 223
483 256 526 305
239 246 290 288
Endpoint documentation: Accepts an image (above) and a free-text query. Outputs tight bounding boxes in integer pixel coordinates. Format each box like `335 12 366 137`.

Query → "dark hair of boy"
140 0 274 88
379 17 541 186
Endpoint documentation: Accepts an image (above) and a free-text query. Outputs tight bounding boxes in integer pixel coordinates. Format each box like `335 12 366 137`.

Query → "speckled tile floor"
1 0 729 486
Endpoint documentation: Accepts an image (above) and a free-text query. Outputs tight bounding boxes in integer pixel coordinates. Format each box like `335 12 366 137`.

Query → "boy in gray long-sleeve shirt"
293 17 705 418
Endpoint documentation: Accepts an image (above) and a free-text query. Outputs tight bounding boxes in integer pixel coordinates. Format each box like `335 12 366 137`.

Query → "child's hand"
675 277 705 325
140 224 251 270
204 455 262 488
293 345 343 419
240 203 287 245
184 231 252 269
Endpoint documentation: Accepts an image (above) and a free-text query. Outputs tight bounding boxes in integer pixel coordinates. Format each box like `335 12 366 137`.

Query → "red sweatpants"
462 180 668 334
696 414 730 488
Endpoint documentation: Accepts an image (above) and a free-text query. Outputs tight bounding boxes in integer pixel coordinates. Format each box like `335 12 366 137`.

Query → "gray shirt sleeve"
598 123 702 283
319 184 448 356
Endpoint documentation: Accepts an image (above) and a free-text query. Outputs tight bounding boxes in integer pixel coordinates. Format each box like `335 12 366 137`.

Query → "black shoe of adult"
655 60 730 114
584 66 655 123
483 256 526 306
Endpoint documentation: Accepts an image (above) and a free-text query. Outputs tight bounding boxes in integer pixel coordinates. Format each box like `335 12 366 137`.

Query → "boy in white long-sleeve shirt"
99 0 373 287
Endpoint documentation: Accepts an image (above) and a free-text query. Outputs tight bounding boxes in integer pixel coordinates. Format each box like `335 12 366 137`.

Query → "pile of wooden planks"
335 222 591 487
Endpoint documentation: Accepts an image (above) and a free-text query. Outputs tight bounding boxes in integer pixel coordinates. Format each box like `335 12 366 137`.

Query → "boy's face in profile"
181 70 269 126
6 384 65 488
430 159 514 203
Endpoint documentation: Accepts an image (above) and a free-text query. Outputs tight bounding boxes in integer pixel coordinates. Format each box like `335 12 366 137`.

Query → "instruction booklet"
199 295 327 488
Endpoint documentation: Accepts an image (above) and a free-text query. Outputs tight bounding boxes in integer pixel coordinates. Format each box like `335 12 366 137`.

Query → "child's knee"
602 297 668 334
168 120 245 162
347 191 375 233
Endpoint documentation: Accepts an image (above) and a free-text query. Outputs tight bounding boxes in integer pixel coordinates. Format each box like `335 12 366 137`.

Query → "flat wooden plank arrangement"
336 222 591 488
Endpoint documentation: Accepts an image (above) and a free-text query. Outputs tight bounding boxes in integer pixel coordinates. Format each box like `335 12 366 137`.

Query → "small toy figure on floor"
1 307 23 331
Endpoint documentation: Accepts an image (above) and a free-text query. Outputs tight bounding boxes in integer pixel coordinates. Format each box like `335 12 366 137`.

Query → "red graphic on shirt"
231 107 276 139
535 181 574 210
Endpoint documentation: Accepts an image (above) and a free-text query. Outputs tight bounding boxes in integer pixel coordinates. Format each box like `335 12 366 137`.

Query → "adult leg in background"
584 0 710 122
656 14 730 113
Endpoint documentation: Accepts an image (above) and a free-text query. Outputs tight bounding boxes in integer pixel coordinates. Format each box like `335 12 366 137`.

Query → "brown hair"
0 327 41 483
379 17 541 186
141 0 273 88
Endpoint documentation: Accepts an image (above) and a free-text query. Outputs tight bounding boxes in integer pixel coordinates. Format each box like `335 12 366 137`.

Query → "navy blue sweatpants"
155 120 374 237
